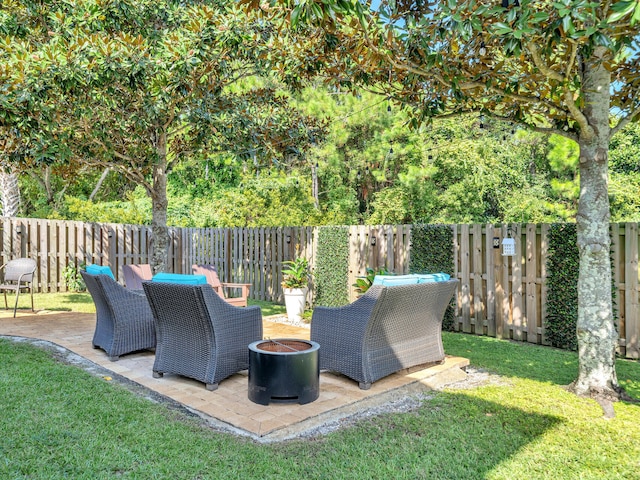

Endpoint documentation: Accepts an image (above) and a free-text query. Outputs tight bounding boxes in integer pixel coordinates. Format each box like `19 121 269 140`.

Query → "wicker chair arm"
200 285 262 336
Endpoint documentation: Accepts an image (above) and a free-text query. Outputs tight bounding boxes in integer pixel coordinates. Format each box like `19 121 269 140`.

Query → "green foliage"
544 224 579 350
12 88 640 228
61 263 86 292
409 224 456 331
314 226 349 306
281 256 311 289
409 224 455 275
609 172 640 222
207 173 323 227
367 188 413 225
353 266 390 296
609 122 640 174
64 194 151 225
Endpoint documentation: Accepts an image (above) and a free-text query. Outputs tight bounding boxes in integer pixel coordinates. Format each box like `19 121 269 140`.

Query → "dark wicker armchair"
81 271 156 361
310 280 458 389
142 282 263 391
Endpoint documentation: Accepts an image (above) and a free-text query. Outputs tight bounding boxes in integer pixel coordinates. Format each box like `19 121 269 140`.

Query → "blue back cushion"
416 273 451 283
372 275 419 286
372 273 451 286
151 273 207 285
85 264 115 279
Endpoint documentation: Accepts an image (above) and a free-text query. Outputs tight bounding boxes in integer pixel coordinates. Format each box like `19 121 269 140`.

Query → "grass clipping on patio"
1 333 639 479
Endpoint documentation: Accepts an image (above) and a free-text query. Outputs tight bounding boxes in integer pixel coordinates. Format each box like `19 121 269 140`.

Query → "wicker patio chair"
81 270 156 361
191 264 251 307
0 258 37 317
142 282 263 390
122 264 153 290
310 280 458 390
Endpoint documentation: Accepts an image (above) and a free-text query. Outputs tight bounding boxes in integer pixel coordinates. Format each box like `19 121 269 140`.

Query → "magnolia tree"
246 0 640 412
2 0 323 271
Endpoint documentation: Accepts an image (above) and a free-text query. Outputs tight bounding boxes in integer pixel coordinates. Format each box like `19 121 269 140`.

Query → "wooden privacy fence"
449 223 639 360
1 218 638 359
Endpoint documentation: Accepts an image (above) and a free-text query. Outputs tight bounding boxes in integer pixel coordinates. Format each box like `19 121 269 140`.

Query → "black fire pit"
248 338 320 405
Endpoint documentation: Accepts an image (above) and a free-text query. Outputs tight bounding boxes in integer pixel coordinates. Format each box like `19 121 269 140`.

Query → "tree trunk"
89 167 111 202
312 162 319 209
148 131 170 274
0 168 21 217
28 166 55 204
569 48 622 411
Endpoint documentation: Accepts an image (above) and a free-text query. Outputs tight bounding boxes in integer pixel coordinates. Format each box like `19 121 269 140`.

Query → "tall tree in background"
0 168 21 217
0 129 22 217
246 0 640 411
2 0 322 271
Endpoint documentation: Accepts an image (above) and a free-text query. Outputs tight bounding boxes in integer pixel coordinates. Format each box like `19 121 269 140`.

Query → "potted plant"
282 256 311 322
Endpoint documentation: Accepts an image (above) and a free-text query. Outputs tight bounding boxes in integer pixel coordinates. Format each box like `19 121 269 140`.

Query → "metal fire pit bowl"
248 338 320 405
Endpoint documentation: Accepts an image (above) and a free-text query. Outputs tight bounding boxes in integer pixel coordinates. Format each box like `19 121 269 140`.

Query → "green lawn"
1 291 286 317
1 296 639 479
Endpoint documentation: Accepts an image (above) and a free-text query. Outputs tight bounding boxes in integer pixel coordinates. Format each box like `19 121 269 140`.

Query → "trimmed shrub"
544 223 579 350
410 224 456 331
314 226 350 306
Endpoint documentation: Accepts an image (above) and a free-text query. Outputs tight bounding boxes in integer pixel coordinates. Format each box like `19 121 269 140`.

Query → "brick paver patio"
0 309 469 442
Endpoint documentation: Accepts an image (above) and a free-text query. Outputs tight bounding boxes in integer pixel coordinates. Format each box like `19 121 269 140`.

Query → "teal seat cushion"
372 275 419 286
151 273 207 285
416 273 450 283
372 273 451 286
85 264 115 279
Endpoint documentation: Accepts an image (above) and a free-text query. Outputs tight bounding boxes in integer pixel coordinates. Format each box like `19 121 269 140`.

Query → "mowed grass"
0 291 286 317
1 296 639 479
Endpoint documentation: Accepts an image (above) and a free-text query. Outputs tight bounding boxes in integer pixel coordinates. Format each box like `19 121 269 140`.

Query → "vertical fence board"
501 224 511 339
625 223 639 359
28 220 38 289
488 225 500 338
511 224 524 341
270 227 277 301
473 224 484 335
39 219 49 292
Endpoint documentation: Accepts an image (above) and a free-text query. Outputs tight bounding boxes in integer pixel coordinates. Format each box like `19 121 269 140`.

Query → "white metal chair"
0 258 37 317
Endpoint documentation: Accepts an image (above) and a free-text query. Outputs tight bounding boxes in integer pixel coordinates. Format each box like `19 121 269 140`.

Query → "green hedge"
409 224 456 331
544 223 618 351
544 223 579 350
314 226 350 307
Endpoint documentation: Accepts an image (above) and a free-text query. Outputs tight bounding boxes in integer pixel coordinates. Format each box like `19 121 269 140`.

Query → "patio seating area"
0 310 468 442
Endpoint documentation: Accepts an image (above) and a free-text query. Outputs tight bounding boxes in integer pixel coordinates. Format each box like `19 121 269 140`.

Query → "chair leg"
3 291 7 310
205 382 219 391
12 288 20 318
358 381 372 390
30 287 34 312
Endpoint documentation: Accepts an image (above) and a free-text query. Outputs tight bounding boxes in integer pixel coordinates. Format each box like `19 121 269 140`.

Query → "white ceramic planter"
283 287 308 322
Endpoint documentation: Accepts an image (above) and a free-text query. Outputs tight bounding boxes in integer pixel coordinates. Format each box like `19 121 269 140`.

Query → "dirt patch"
445 367 513 390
